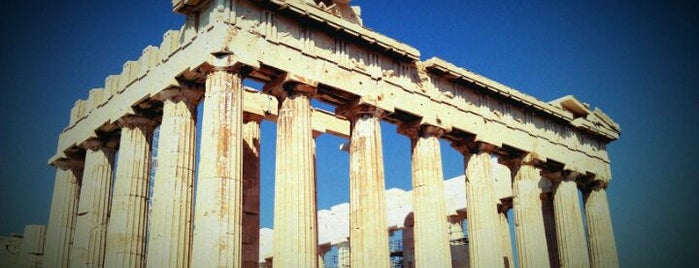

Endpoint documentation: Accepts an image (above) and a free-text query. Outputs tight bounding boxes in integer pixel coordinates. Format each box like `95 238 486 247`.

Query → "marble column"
104 116 155 267
191 69 245 267
402 213 415 268
454 142 502 267
318 245 330 268
448 216 468 268
403 125 452 267
498 202 515 268
337 241 350 268
70 138 115 268
272 83 318 267
584 181 619 268
44 159 83 268
341 104 390 268
242 114 263 268
506 154 551 268
542 191 560 268
448 216 465 242
553 173 590 268
20 225 46 268
146 87 202 268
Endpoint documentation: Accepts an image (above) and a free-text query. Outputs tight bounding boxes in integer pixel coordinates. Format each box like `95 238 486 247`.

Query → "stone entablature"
50 0 619 184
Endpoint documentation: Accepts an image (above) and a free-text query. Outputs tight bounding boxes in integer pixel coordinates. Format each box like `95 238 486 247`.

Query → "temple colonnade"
43 0 620 267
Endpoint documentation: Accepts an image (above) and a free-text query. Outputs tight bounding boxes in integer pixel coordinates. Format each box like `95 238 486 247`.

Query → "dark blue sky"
1 1 697 267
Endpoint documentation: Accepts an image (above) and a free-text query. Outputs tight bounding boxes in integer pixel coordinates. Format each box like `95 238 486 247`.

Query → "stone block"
0 235 22 267
87 88 105 112
104 75 119 97
70 100 82 124
139 45 160 73
158 30 181 62
118 61 138 91
21 225 46 255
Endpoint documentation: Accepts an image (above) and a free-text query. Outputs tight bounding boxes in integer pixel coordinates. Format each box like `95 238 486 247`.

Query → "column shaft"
242 116 262 268
554 178 590 267
104 116 154 267
337 242 350 268
146 88 201 268
402 214 415 268
512 162 551 268
408 126 451 267
584 183 619 268
448 217 468 268
45 163 83 268
191 70 244 267
346 107 390 268
464 149 503 267
542 192 561 268
318 245 330 268
498 206 515 268
70 140 115 268
20 225 46 267
273 88 318 267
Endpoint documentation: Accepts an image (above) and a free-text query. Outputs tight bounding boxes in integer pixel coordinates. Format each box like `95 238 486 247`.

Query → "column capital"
154 87 204 105
80 138 117 152
448 214 464 224
117 115 157 130
563 170 584 182
263 72 318 99
583 179 609 192
451 141 497 155
52 158 84 171
498 198 513 212
318 244 331 255
498 152 543 170
201 52 259 75
81 138 103 151
206 66 243 75
285 82 317 97
243 113 265 123
336 103 384 122
398 121 445 140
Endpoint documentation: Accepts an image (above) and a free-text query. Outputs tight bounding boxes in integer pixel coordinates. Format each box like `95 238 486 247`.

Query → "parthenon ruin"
39 0 620 267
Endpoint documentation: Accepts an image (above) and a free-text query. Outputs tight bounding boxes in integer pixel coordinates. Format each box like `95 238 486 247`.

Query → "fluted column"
146 87 202 268
242 114 262 268
584 181 619 268
447 216 464 242
402 124 451 267
44 159 83 268
498 202 515 268
505 153 551 268
191 69 245 267
542 190 560 268
552 172 590 268
402 214 415 268
70 138 115 268
104 116 155 267
272 83 318 267
339 104 390 268
20 225 46 268
318 244 330 268
454 142 502 267
337 241 350 268
448 216 468 268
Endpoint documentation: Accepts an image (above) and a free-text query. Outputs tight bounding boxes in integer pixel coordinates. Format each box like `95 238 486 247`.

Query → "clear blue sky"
1 1 697 267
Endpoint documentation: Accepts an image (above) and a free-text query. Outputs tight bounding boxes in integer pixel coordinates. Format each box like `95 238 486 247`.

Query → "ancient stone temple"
43 0 620 267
